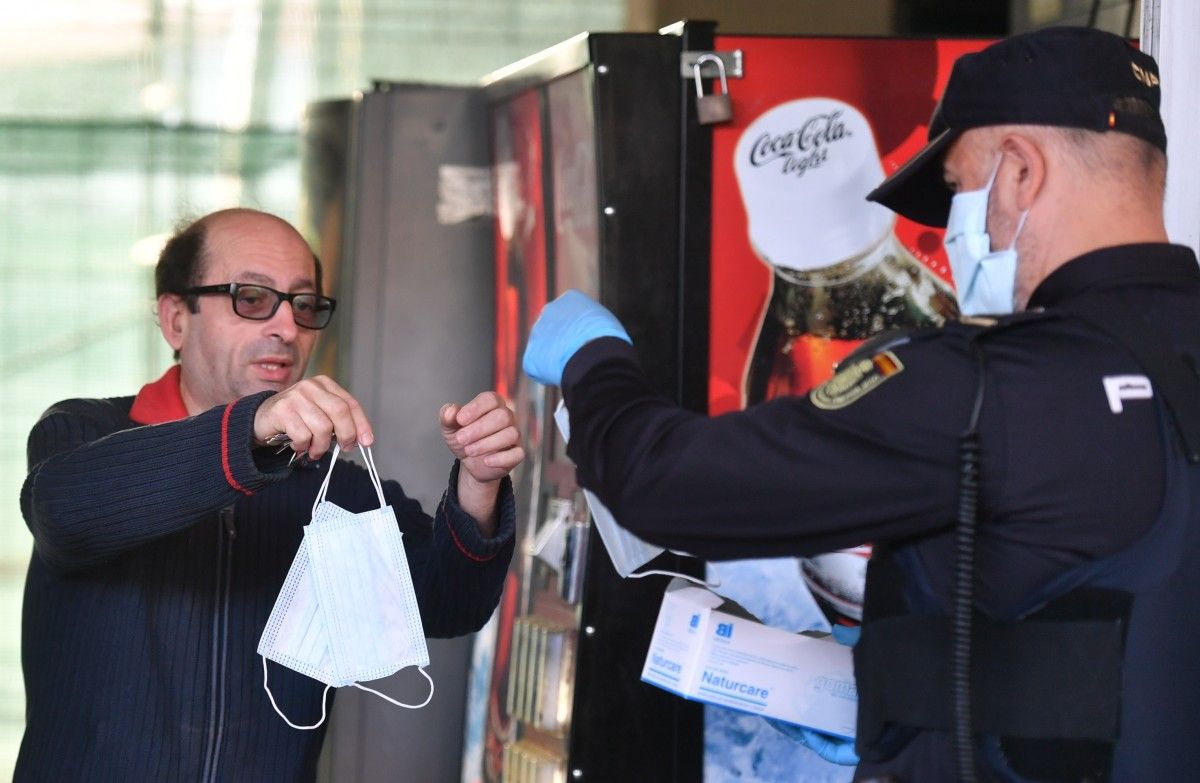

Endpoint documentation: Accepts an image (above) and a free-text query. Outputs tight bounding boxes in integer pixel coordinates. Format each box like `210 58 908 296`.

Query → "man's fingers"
455 391 505 427
454 407 516 448
342 393 373 447
440 403 461 432
310 385 364 449
449 390 524 481
462 425 519 458
254 376 374 454
297 405 337 458
309 375 354 399
482 445 525 470
310 377 373 446
266 402 315 453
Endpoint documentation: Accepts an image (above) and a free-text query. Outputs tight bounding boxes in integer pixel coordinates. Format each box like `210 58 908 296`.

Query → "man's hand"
522 290 631 386
252 376 373 460
440 392 524 531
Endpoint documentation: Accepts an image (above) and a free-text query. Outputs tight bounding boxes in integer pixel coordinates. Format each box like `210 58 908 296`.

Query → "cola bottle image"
735 97 958 406
733 97 958 625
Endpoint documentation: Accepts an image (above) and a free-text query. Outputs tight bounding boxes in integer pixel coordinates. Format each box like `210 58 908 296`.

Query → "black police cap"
867 26 1166 228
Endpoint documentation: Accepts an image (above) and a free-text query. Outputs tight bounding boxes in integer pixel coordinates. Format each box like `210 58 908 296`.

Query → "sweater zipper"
201 507 236 783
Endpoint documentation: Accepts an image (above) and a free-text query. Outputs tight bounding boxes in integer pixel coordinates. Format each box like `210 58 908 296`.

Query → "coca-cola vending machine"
461 22 993 783
702 32 991 783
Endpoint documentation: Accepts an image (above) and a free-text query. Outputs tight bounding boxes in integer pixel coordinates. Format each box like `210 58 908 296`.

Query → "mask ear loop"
352 667 435 709
1005 209 1030 252
311 443 343 518
624 568 720 589
984 153 1004 190
987 152 1031 254
358 445 387 509
262 657 333 730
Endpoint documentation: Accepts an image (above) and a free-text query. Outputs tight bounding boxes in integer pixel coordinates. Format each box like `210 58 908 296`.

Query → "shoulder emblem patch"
810 351 905 410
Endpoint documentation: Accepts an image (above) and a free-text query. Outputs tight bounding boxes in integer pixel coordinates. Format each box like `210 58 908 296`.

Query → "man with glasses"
18 208 520 781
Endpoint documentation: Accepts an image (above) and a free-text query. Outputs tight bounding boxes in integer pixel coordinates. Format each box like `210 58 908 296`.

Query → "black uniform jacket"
561 243 1200 779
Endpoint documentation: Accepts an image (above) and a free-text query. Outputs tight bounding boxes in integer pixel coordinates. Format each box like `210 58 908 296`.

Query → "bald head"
156 209 322 302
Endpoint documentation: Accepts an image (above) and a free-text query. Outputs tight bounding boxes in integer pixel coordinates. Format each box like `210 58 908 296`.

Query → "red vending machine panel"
709 37 991 414
703 35 991 783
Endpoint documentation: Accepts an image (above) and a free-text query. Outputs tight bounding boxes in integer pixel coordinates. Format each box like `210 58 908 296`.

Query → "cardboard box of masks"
641 580 857 739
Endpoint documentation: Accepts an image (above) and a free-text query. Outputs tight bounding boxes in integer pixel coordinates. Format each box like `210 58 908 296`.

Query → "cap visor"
867 128 958 228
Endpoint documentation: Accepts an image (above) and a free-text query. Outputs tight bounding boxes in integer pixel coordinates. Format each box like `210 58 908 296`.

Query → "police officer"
522 27 1200 783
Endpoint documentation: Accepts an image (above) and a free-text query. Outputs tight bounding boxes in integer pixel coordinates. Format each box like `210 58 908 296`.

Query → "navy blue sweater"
17 381 515 782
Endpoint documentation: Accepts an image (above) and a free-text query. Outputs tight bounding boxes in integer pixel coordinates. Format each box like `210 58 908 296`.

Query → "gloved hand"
764 623 860 765
522 290 631 386
830 624 861 646
767 722 859 765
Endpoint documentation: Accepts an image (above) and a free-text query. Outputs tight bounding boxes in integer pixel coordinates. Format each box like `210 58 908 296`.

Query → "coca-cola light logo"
748 110 852 178
734 98 892 272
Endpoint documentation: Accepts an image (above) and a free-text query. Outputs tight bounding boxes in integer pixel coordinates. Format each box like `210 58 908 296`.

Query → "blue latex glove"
767 722 860 766
764 624 860 766
522 290 631 386
831 624 861 646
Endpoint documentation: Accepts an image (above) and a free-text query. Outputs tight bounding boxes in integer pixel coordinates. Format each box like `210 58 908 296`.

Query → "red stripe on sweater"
221 403 253 496
444 502 495 562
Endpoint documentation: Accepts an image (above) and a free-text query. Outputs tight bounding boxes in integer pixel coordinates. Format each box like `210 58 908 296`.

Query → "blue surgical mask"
943 157 1029 315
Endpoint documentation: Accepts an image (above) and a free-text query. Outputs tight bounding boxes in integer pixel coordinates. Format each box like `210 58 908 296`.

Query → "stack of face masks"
258 444 432 729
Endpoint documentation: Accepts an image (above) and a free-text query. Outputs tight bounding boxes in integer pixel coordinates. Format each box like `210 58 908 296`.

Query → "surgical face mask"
943 156 1029 316
257 444 433 729
552 401 715 589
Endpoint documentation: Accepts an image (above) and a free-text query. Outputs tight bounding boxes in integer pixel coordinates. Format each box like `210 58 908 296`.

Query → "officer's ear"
997 132 1047 213
157 293 190 354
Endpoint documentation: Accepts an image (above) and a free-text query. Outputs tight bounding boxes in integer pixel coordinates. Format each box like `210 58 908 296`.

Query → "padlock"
694 53 733 125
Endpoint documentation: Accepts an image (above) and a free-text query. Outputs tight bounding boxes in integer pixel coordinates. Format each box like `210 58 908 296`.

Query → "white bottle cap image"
734 97 894 273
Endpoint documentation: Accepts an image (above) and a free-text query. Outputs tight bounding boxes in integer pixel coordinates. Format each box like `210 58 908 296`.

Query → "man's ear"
998 132 1047 212
157 294 189 353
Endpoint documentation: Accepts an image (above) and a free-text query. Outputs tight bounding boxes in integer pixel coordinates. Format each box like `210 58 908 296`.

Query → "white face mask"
943 156 1029 316
552 402 663 576
257 444 433 729
551 401 716 589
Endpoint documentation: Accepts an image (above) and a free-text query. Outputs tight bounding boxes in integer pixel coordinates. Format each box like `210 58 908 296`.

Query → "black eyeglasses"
185 283 337 330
